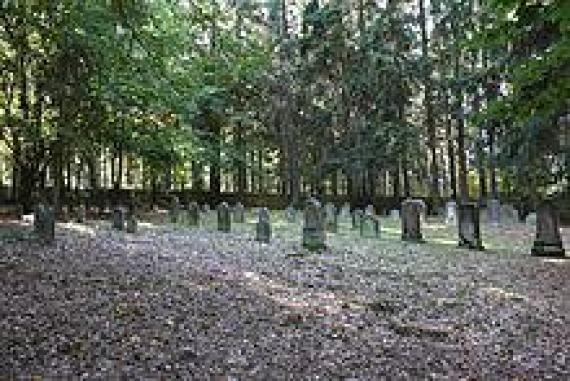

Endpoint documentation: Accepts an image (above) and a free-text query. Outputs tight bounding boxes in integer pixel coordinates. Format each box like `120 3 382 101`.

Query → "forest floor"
1 212 570 379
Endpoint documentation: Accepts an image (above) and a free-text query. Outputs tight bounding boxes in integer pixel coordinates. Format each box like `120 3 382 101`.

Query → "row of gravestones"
300 198 565 256
32 197 565 257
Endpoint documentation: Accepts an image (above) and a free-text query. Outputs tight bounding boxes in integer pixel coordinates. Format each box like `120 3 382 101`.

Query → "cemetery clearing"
1 209 569 379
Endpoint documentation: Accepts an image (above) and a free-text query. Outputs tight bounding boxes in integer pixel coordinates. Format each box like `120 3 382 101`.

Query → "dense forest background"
0 0 568 213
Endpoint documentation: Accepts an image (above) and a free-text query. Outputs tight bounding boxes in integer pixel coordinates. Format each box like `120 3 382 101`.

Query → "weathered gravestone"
340 203 351 219
256 207 271 243
531 201 565 257
360 214 380 238
233 202 245 223
325 203 338 233
417 199 427 221
169 196 181 223
126 205 137 234
187 201 200 226
525 212 537 226
501 203 518 223
487 199 501 225
401 200 423 242
112 208 125 231
302 198 326 251
458 203 484 250
365 204 375 216
390 209 400 220
217 202 231 232
34 204 55 243
75 204 86 223
285 205 297 223
352 209 363 229
445 201 457 225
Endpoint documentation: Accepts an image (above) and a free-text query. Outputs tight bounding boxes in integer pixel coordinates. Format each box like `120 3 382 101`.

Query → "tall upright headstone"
340 203 351 220
445 201 457 225
75 204 86 223
302 198 326 251
34 204 55 243
365 204 375 216
531 200 565 257
352 209 363 230
187 201 200 226
487 199 500 225
126 203 137 234
256 207 271 243
169 196 181 223
401 200 423 242
112 208 125 231
325 203 338 233
458 203 484 250
217 202 231 232
233 202 245 223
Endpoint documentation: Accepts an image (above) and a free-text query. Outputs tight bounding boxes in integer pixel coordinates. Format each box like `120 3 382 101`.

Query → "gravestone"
390 209 400 220
233 202 245 223
126 205 137 234
202 203 211 214
285 205 297 223
417 200 427 221
302 198 326 251
360 214 380 238
217 202 231 232
352 209 363 229
365 204 375 216
501 203 518 223
445 201 457 225
487 199 501 225
34 204 55 243
325 203 338 233
458 203 484 250
169 196 181 223
525 212 537 226
401 200 423 242
531 201 565 257
60 206 70 222
187 202 200 226
256 207 271 243
75 204 86 223
340 203 351 219
112 208 125 231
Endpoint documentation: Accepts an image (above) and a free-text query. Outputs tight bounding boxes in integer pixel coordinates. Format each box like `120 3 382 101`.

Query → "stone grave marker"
325 203 338 233
34 204 55 243
126 204 137 234
75 204 86 223
390 209 400 220
352 209 363 229
217 202 231 232
187 201 200 226
285 205 297 223
531 200 565 257
487 199 500 225
401 200 423 242
302 198 326 251
169 196 181 223
256 207 271 243
365 204 375 216
525 212 537 226
112 208 125 231
233 202 245 223
458 203 484 250
340 203 351 219
445 201 457 225
360 214 380 238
